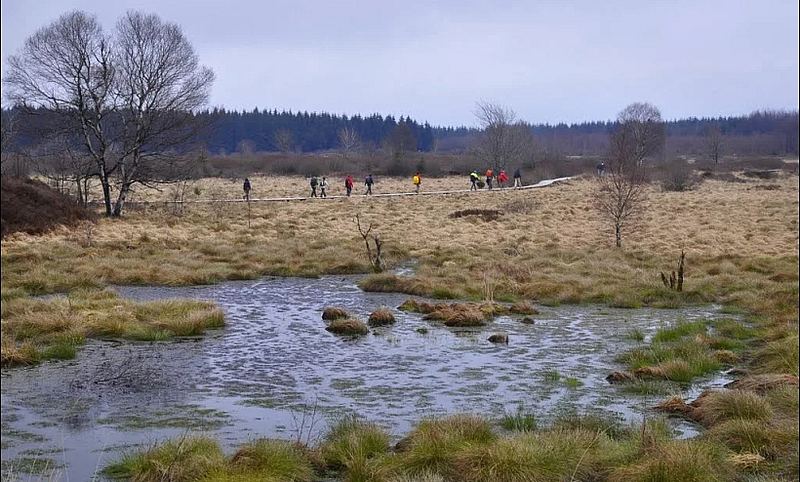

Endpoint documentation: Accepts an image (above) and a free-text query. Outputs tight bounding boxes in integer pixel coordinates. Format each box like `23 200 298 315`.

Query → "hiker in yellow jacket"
412 172 421 193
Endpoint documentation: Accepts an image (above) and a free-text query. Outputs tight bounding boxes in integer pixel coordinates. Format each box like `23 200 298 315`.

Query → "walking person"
243 177 252 200
310 176 318 198
513 168 522 188
469 170 480 191
485 168 494 190
596 162 606 177
345 175 354 197
497 169 509 188
412 172 422 193
364 174 374 195
319 176 328 198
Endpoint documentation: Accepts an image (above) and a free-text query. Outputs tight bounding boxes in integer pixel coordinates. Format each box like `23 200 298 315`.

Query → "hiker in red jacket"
345 175 354 196
497 169 509 188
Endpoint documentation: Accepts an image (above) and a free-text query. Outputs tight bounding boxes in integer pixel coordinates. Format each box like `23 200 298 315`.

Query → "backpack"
412 175 420 185
310 177 318 187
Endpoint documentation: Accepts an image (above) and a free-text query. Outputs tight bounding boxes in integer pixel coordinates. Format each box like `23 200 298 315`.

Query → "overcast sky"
2 0 798 126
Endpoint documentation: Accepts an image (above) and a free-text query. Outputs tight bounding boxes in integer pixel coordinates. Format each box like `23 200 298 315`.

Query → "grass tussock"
500 406 537 432
319 416 391 476
608 439 732 482
368 307 396 326
405 301 513 327
705 418 798 459
325 318 369 336
725 374 799 394
393 415 495 478
322 307 350 321
508 301 538 315
453 429 606 482
692 389 774 426
103 436 225 481
225 439 314 481
1 290 225 366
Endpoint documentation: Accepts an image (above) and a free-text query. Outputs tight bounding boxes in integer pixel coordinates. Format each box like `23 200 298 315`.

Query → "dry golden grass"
3 175 796 297
0 289 224 366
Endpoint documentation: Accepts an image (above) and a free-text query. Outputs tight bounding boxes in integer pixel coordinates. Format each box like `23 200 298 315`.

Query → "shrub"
658 160 701 192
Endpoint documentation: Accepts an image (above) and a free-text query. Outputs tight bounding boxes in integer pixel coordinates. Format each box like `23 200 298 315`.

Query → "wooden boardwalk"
121 177 574 205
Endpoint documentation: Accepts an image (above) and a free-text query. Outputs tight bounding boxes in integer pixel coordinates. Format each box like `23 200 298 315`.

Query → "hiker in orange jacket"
485 168 494 190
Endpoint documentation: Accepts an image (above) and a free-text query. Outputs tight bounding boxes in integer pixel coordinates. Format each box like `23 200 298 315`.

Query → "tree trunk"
83 177 91 207
75 179 84 206
615 224 622 248
100 172 113 216
112 183 131 217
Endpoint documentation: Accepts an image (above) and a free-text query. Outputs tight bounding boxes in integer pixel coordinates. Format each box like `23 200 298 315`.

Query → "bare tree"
4 10 214 217
337 126 361 159
111 11 214 216
273 129 294 153
706 123 723 164
597 102 663 247
4 11 117 214
615 102 665 165
473 101 534 172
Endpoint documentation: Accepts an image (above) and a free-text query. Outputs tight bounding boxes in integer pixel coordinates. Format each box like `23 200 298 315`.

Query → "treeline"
434 110 799 156
197 109 436 154
3 107 797 158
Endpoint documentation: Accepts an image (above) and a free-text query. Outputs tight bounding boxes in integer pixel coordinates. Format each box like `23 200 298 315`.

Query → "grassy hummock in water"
325 318 369 336
368 307 396 326
321 306 350 321
398 298 516 327
1 289 224 366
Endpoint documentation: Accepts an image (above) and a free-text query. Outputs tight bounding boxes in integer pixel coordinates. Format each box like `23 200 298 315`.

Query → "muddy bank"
1 275 734 480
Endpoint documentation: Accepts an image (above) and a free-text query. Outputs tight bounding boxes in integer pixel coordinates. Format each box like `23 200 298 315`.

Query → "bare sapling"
596 102 664 247
355 214 384 273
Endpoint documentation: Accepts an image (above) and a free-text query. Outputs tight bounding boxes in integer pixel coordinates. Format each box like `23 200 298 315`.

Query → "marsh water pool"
2 275 735 480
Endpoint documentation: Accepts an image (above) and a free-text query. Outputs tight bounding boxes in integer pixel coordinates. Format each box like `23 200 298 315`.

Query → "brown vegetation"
1 177 94 237
325 318 369 336
368 307 396 326
322 307 350 321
